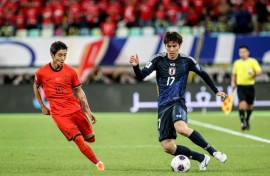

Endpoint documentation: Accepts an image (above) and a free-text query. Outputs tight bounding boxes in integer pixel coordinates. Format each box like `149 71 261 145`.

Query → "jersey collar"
49 63 63 72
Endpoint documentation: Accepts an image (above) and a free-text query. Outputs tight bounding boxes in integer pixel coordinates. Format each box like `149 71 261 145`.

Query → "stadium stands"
1 0 270 37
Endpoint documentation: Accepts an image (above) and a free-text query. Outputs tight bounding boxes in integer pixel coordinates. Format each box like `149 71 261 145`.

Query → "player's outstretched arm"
130 54 155 80
33 83 50 115
216 91 228 101
74 87 97 124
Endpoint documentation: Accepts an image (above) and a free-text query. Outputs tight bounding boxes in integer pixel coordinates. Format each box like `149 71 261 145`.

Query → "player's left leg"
245 86 255 130
172 105 227 163
246 104 253 130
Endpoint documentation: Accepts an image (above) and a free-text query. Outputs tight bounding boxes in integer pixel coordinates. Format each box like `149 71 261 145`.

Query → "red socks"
74 135 99 164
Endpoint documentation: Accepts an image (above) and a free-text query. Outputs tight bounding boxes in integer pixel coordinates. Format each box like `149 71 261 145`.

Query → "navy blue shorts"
157 102 187 142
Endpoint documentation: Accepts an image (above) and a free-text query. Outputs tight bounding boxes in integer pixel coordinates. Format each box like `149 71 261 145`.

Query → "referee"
231 45 262 130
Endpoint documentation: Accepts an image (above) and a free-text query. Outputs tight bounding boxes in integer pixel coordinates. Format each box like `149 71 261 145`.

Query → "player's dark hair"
239 45 249 51
163 31 183 45
50 41 68 55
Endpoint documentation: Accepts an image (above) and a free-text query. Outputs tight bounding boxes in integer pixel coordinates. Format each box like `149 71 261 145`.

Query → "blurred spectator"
123 1 137 27
256 0 268 32
185 6 200 26
25 3 40 29
100 17 116 37
232 4 253 33
139 0 153 27
42 1 53 28
66 0 82 35
1 0 270 36
166 1 180 25
51 0 64 29
154 4 168 30
87 67 111 84
81 0 100 29
107 0 122 22
15 9 26 30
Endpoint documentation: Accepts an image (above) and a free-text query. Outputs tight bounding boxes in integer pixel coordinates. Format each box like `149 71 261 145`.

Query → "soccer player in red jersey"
33 41 104 171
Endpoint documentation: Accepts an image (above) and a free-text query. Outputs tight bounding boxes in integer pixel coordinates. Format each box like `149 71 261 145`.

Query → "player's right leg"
158 105 209 171
73 134 104 170
73 110 105 170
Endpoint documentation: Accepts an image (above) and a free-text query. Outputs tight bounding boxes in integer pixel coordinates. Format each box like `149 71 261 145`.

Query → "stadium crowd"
1 0 270 37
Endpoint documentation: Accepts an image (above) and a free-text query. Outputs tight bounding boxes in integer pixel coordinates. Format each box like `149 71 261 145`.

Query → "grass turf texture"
0 111 269 176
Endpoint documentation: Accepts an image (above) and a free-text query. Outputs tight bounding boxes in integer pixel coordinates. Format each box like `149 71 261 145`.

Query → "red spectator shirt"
67 2 81 24
140 3 152 21
123 5 136 23
26 7 38 26
15 11 26 29
35 63 82 116
52 2 64 24
42 5 53 25
100 20 116 37
166 4 179 24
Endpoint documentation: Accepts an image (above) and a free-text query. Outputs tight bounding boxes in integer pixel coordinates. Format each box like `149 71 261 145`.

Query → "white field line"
189 119 270 144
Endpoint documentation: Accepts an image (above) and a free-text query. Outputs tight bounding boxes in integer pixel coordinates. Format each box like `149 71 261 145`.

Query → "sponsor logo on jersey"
169 67 176 76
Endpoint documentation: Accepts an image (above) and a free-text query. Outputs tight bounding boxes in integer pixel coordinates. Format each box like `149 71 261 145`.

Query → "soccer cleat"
213 152 227 163
241 123 247 131
96 161 105 171
199 154 211 171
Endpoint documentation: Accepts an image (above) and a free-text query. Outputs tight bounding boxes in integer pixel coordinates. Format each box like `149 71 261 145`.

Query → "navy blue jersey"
133 52 219 107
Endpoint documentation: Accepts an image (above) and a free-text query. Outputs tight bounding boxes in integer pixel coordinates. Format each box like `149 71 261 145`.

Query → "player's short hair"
163 31 183 45
50 41 68 55
239 45 249 51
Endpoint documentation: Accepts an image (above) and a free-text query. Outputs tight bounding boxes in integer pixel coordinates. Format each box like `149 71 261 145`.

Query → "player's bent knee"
161 142 175 154
85 136 95 143
176 128 190 137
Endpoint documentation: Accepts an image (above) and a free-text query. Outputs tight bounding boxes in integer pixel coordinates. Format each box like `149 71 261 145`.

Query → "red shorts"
52 110 93 141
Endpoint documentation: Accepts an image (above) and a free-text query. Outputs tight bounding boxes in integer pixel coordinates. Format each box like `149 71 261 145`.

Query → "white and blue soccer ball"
171 155 191 173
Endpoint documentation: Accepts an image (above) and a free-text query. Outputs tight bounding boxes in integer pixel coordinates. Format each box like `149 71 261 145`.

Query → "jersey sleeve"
253 59 262 73
133 55 158 80
188 56 219 94
71 68 82 88
34 69 42 86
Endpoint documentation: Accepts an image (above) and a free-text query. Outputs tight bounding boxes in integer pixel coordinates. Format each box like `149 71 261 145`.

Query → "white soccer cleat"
213 151 227 163
96 161 105 171
199 154 211 171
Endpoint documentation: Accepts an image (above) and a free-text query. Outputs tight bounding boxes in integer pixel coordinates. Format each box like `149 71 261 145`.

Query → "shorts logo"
169 67 176 76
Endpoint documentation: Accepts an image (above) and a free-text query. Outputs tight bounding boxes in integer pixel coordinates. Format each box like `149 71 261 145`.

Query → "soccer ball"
171 155 191 173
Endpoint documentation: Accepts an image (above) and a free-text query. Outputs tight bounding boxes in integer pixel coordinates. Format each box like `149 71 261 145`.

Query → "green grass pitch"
0 111 269 176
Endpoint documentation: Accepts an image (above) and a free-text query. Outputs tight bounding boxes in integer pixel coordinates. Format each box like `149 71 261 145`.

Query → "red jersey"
35 63 82 116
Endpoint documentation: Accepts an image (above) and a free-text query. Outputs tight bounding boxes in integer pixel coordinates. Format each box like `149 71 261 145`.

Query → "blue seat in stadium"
129 27 141 36
28 29 40 37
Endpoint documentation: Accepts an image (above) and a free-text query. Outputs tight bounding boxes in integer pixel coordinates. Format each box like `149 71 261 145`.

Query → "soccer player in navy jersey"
130 31 227 171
